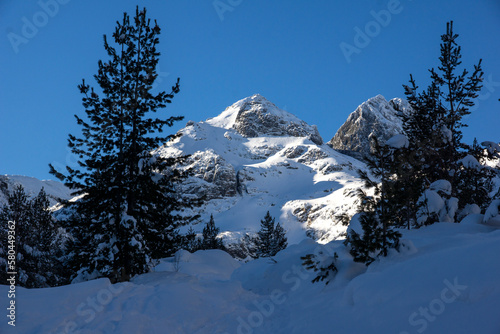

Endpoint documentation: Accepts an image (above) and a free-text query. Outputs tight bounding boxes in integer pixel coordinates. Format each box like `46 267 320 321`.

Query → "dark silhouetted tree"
199 215 225 250
49 7 187 283
0 186 63 287
345 137 401 265
400 21 485 221
255 211 287 258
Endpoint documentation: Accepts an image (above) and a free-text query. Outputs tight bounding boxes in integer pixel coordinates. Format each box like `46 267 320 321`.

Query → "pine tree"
182 226 200 253
401 21 484 221
0 186 63 288
455 139 495 214
402 77 451 184
273 222 288 256
301 251 338 285
345 137 401 265
199 215 225 250
49 7 187 283
255 211 287 258
0 186 29 286
256 211 274 257
28 188 66 286
389 138 425 229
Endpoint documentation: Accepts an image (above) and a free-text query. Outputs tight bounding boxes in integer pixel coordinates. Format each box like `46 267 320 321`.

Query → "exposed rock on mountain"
327 95 411 157
206 94 323 145
180 150 238 200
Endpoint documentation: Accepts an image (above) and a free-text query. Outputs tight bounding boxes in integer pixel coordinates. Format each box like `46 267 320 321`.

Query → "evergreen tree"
29 188 66 286
345 137 401 265
256 211 274 257
199 215 225 250
0 186 63 288
455 139 495 213
401 77 451 184
182 226 200 253
400 21 485 221
273 222 288 255
49 7 187 282
390 141 425 229
301 251 338 285
255 211 287 258
0 186 29 286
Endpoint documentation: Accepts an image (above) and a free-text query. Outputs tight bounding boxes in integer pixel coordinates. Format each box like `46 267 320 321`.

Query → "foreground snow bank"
1 224 500 333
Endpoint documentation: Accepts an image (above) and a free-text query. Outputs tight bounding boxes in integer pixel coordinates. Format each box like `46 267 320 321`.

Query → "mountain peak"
327 95 411 156
206 94 323 145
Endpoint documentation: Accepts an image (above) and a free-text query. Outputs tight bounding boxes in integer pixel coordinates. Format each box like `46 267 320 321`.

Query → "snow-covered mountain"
1 94 369 250
1 95 411 249
0 95 412 250
157 94 367 247
0 174 72 207
327 95 411 157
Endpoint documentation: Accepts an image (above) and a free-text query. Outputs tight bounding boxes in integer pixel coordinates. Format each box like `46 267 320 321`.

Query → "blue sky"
1 0 499 180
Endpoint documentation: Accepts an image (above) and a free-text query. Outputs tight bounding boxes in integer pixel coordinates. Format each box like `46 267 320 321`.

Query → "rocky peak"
327 95 411 157
206 94 323 145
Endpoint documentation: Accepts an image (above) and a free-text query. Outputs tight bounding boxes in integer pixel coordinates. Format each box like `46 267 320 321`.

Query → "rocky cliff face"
327 95 411 157
206 94 323 145
179 149 238 200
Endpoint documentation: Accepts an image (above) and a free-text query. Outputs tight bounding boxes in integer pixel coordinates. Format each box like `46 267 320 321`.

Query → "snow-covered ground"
2 221 499 333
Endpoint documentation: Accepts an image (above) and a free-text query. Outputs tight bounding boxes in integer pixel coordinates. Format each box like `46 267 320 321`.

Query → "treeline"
0 184 286 287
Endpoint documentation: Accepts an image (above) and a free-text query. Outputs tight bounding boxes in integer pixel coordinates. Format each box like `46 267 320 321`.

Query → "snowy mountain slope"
156 94 367 246
0 174 72 207
3 221 499 333
328 95 412 157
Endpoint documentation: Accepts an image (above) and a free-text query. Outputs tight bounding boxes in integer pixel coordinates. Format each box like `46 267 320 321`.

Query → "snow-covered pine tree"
0 186 30 286
401 76 450 184
455 139 495 215
182 226 200 253
272 222 288 256
400 21 484 222
255 211 274 257
28 188 66 286
255 211 287 258
389 136 425 229
345 137 401 265
49 7 187 283
301 251 338 285
0 186 62 288
199 215 225 250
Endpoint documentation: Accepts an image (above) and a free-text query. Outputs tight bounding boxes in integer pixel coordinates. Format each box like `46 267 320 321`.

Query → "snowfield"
2 221 499 334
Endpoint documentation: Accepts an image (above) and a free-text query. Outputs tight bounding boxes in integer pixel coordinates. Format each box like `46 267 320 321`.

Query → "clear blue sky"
1 0 499 180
